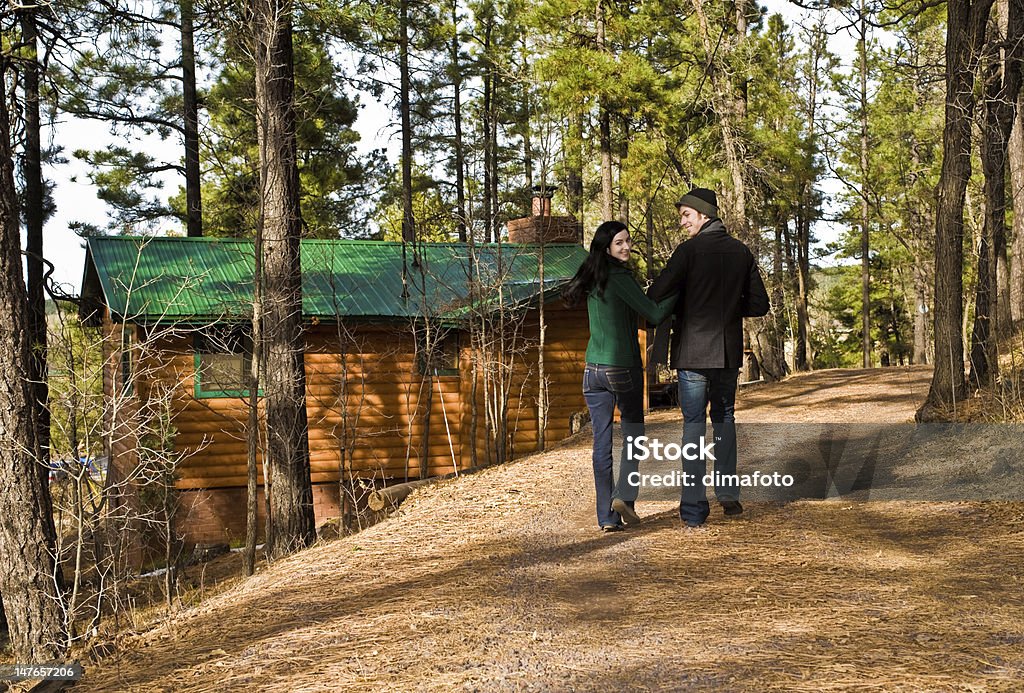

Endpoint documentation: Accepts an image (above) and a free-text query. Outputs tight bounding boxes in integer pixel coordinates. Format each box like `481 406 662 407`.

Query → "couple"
563 187 770 531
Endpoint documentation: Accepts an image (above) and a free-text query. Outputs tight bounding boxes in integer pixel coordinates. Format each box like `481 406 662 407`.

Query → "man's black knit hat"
674 187 718 218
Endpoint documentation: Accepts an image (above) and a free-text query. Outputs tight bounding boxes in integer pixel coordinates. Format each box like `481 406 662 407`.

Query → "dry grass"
79 366 1024 691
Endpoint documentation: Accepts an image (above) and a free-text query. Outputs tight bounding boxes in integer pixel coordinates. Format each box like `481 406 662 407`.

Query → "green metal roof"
80 236 587 324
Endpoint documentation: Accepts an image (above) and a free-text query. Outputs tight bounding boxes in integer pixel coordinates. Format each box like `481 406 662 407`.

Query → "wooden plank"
176 465 464 490
307 410 465 424
303 386 464 402
176 443 460 470
303 362 419 375
310 377 462 390
176 453 463 482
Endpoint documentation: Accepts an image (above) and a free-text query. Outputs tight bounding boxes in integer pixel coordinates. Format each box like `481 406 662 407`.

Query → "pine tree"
920 0 995 419
0 45 67 663
251 0 316 557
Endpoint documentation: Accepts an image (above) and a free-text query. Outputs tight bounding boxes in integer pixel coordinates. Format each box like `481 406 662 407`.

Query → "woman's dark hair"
562 220 629 308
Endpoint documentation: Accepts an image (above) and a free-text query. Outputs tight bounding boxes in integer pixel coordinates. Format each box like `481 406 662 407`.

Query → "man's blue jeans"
583 364 645 527
678 368 740 526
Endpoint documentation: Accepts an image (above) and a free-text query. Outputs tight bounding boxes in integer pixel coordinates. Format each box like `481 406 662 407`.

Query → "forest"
2 0 1024 677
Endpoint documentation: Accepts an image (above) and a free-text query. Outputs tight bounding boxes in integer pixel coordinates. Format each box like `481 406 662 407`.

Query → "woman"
563 221 677 531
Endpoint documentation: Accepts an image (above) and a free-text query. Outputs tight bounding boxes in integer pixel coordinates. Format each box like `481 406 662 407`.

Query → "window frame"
416 329 461 377
193 327 257 399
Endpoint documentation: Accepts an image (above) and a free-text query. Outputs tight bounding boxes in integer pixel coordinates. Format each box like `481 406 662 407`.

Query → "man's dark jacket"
648 218 769 369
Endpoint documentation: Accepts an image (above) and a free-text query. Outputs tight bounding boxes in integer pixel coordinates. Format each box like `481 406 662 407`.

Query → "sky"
32 0 862 294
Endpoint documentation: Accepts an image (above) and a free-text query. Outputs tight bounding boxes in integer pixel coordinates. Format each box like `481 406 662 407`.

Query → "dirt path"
82 366 1024 691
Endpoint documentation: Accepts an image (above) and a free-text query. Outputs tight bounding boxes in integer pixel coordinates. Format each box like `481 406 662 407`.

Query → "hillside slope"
82 366 1024 691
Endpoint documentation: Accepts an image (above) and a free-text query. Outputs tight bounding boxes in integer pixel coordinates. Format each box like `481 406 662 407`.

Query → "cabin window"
417 330 460 377
194 327 254 399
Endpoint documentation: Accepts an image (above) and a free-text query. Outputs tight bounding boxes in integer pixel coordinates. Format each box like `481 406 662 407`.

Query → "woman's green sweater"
585 264 677 368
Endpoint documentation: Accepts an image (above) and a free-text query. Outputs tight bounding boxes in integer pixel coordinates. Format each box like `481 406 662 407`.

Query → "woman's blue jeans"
583 364 645 527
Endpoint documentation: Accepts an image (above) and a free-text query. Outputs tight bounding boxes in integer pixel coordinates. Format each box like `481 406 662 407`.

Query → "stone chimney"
507 185 583 245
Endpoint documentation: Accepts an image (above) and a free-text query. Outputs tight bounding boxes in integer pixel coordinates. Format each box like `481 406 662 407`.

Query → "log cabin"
79 220 612 547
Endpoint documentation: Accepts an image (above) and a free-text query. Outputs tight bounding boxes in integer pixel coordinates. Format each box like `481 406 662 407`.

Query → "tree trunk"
859 2 872 368
482 14 496 242
483 68 493 242
566 113 584 218
973 78 1000 386
744 332 761 383
920 0 995 420
599 106 613 220
618 119 630 225
996 0 1024 336
522 35 533 198
252 0 316 556
751 218 786 382
972 0 1023 382
181 0 203 237
970 230 993 386
909 116 932 365
537 241 547 451
1010 86 1024 327
731 0 749 240
245 210 264 576
452 0 467 242
245 366 260 574
913 251 931 365
765 219 789 380
400 0 415 243
782 219 797 370
597 0 613 221
419 328 433 479
0 60 67 662
645 191 658 393
488 65 500 242
794 209 811 371
466 235 480 468
794 17 829 372
18 9 52 504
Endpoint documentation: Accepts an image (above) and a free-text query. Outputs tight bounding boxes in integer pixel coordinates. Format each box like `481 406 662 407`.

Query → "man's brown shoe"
612 498 641 525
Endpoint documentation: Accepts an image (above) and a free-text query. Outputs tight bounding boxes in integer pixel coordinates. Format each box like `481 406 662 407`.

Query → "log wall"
105 303 590 495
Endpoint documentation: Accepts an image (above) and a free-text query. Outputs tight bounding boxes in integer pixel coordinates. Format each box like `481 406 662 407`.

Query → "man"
648 187 769 528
